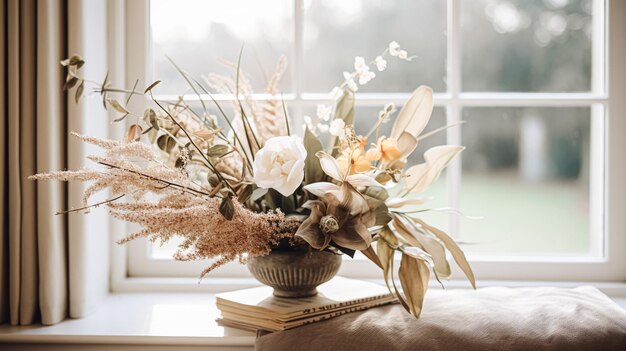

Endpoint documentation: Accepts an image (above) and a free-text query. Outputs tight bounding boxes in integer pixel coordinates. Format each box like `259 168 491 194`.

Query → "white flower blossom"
354 56 368 72
329 119 346 138
253 136 307 197
354 56 376 85
343 71 358 91
316 104 332 121
389 41 413 61
389 41 402 56
375 56 387 71
358 70 375 85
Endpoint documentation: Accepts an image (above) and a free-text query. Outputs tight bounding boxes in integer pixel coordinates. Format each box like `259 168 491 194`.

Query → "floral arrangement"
31 41 475 318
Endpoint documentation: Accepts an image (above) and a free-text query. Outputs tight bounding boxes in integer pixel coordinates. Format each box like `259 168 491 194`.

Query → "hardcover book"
216 277 397 332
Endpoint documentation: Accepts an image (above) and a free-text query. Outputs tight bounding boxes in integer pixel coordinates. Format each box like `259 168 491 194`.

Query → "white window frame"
110 0 626 292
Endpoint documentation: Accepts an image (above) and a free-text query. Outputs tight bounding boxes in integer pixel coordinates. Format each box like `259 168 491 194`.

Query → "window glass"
302 0 447 93
459 107 593 255
461 0 593 92
151 0 293 95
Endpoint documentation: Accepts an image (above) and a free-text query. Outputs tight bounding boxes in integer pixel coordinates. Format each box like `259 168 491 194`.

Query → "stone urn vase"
247 249 342 298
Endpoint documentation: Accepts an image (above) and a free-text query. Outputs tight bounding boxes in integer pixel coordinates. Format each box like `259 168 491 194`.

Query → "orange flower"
366 136 402 163
337 148 371 175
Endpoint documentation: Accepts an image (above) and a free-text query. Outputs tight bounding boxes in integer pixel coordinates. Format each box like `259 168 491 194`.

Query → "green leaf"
399 253 430 318
144 80 161 94
362 186 389 202
108 99 130 114
250 188 268 202
157 135 177 153
219 196 235 220
75 81 84 104
373 203 392 227
69 55 85 68
64 76 78 91
207 144 229 158
303 126 324 184
238 184 253 203
143 108 159 131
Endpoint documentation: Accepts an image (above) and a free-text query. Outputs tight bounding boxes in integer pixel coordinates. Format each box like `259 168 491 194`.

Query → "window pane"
459 107 594 256
151 0 293 95
302 0 447 93
461 0 594 92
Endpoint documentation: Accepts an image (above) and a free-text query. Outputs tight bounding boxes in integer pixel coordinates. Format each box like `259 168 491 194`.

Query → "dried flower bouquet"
31 42 475 318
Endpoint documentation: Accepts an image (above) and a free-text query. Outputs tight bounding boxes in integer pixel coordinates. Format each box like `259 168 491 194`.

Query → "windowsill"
0 293 256 348
1 280 625 349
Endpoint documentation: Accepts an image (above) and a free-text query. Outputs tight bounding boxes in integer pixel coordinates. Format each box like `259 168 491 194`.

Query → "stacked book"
216 277 397 332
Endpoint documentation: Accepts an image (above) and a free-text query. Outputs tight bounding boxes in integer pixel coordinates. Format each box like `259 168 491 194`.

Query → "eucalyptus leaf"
207 144 229 158
64 76 78 91
303 126 324 184
144 80 161 94
143 108 159 131
108 99 130 114
69 55 84 68
75 81 84 103
219 196 235 220
126 124 142 142
157 135 177 153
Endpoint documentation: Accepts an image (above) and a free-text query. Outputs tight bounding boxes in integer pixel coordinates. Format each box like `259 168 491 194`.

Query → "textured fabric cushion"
255 286 626 351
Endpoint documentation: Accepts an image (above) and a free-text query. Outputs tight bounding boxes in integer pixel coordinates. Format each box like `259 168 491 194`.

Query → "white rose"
253 136 307 197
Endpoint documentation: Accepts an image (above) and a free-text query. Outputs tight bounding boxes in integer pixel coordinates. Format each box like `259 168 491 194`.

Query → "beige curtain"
1 0 74 326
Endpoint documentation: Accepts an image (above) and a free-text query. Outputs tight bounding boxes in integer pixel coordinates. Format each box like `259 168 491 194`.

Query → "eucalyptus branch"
189 76 254 173
149 91 237 194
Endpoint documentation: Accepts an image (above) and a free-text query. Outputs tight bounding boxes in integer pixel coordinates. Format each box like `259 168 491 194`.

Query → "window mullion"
446 0 462 239
292 0 305 123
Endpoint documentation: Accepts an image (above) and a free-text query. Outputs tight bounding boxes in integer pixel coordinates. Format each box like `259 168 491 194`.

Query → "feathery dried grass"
30 133 299 277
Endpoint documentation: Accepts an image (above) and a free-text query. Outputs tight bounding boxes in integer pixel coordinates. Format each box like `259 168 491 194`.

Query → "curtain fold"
1 0 112 327
1 0 76 326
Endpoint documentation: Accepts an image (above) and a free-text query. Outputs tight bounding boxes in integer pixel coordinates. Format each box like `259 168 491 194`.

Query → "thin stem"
56 194 125 215
281 93 291 136
150 92 237 194
98 161 212 197
189 77 254 173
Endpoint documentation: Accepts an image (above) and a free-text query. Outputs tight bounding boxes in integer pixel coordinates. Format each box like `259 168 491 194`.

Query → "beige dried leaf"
410 217 476 289
399 253 430 317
